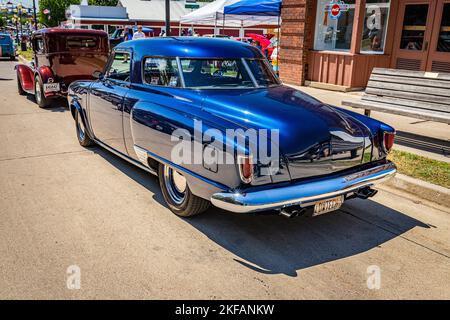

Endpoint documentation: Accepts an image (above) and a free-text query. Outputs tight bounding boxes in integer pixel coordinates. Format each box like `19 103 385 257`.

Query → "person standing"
123 26 133 42
271 46 279 74
133 25 146 40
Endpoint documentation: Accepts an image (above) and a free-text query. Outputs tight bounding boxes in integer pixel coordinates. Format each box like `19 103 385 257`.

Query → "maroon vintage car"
15 28 109 108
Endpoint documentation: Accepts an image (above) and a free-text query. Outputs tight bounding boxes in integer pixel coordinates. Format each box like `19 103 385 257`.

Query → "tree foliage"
39 0 80 27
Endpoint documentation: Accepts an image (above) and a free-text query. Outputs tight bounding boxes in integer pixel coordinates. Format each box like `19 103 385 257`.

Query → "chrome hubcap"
163 166 187 205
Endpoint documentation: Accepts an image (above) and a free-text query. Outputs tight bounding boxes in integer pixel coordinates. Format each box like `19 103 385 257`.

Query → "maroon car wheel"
34 76 51 108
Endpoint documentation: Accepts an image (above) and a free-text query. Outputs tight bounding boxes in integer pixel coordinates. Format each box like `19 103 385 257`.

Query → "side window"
143 57 181 87
105 52 131 82
34 38 44 53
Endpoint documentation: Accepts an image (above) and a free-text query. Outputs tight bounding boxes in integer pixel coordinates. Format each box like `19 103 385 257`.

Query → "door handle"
423 41 429 51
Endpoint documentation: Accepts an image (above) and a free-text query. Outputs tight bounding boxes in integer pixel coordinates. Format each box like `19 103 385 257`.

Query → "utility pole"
32 0 37 31
165 0 170 36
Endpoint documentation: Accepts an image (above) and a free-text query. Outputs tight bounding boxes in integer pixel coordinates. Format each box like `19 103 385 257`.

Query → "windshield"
179 58 280 89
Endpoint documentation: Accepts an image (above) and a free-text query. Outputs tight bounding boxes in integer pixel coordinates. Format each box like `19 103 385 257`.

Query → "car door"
89 50 131 154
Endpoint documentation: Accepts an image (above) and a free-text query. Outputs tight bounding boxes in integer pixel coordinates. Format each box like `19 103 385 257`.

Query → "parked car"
68 38 396 218
15 28 109 108
0 33 16 60
109 26 154 48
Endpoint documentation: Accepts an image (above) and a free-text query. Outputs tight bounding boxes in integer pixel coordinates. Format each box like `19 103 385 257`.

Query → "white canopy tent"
180 0 279 36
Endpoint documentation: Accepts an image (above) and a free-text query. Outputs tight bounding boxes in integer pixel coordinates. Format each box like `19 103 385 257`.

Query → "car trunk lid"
201 86 373 180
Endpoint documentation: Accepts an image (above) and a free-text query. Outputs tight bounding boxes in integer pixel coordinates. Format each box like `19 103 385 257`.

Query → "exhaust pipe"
278 206 306 218
354 187 378 200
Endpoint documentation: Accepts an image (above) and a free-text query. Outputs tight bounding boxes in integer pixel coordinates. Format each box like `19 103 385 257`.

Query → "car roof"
35 28 108 37
116 37 264 59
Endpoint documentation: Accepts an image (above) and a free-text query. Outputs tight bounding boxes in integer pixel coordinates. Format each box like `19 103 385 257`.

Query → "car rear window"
0 35 12 44
66 36 98 49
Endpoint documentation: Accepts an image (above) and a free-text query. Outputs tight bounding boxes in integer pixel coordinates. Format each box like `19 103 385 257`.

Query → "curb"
381 173 450 208
18 55 29 64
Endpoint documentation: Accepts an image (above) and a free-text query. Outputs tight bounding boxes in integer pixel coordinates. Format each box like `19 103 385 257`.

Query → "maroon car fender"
36 66 57 98
15 64 34 91
37 65 55 84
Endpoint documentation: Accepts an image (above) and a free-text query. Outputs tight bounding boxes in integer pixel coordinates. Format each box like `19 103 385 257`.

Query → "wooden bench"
342 68 450 124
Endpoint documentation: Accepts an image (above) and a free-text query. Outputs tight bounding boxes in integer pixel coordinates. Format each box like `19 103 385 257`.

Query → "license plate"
43 83 60 93
313 195 344 216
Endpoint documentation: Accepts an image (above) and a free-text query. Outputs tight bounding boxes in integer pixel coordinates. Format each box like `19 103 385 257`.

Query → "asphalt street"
1 59 449 299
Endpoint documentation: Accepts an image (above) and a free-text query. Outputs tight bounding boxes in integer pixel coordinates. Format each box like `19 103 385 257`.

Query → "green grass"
18 48 33 61
388 149 450 188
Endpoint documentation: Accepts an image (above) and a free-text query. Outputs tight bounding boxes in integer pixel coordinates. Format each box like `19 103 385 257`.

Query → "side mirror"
92 70 103 79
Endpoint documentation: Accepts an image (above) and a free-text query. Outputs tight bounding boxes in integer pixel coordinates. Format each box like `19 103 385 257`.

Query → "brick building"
279 0 450 90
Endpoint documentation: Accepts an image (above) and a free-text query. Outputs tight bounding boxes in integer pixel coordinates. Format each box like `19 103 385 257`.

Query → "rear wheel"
10 56 16 61
75 108 94 147
17 72 26 96
158 163 210 217
34 76 51 108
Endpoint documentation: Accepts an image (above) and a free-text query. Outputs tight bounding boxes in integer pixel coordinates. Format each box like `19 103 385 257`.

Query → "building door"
393 0 450 72
426 0 450 72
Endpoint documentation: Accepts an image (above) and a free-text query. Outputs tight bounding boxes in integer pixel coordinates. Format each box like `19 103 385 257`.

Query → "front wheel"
158 163 210 217
34 76 51 108
75 108 94 147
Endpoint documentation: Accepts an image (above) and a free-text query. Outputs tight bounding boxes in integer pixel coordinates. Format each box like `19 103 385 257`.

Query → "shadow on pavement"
25 95 69 112
93 145 430 277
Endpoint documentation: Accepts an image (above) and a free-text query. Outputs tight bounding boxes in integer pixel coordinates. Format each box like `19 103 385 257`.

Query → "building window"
314 0 356 51
361 0 390 53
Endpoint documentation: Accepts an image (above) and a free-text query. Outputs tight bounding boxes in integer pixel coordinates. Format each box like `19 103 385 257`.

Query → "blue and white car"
0 33 16 61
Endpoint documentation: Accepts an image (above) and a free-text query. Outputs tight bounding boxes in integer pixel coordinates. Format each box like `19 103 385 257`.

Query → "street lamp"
32 0 37 31
17 4 23 38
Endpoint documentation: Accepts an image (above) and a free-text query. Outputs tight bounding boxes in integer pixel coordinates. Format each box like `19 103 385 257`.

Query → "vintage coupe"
68 38 396 218
16 28 109 108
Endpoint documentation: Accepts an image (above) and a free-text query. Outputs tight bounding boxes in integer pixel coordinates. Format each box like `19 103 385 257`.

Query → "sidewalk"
288 84 450 163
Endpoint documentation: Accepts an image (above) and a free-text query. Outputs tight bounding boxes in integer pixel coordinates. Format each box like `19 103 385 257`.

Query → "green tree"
0 17 5 28
39 0 81 27
88 0 119 5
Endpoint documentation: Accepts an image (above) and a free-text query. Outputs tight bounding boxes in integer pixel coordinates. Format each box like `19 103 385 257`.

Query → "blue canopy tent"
223 0 282 64
223 0 282 17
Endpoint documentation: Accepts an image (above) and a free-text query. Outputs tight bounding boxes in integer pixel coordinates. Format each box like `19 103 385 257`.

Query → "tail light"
238 155 254 184
383 132 395 153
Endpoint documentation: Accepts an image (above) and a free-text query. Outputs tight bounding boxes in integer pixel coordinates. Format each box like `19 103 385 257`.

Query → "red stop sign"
331 4 340 17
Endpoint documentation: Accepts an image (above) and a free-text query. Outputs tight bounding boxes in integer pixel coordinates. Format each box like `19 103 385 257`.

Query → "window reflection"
400 4 429 50
314 0 356 51
361 0 390 53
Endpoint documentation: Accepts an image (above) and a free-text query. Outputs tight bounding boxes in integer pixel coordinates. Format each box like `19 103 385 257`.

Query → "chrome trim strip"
135 145 230 191
94 140 157 176
211 162 397 213
241 58 258 88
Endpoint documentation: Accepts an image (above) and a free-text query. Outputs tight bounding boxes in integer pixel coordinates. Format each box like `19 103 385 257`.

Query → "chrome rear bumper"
211 161 396 213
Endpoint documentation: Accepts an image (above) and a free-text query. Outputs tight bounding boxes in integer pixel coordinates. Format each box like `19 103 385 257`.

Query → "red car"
15 28 109 108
